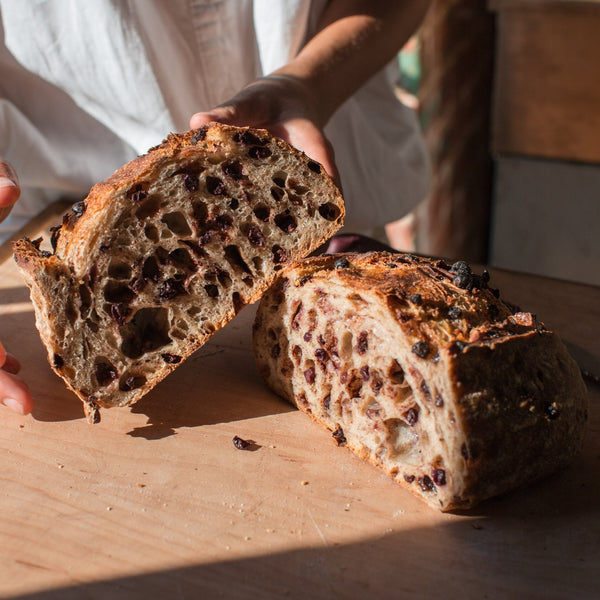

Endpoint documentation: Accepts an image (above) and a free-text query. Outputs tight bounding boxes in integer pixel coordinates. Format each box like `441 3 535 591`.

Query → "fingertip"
0 180 20 208
190 112 218 130
0 370 33 416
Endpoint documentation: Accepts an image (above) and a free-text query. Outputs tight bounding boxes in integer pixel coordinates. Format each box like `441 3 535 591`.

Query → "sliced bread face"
14 123 344 422
252 252 588 511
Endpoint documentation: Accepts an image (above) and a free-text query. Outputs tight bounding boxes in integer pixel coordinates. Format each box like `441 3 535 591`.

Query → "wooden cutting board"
1 203 599 599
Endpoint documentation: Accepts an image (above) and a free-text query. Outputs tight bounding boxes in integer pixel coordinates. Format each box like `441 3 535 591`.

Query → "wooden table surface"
1 205 599 599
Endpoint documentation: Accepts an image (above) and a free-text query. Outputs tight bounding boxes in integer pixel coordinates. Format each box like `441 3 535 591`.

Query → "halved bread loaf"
252 252 588 511
13 123 344 422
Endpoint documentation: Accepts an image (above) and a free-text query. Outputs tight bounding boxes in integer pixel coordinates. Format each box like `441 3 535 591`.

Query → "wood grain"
491 0 600 163
1 210 599 599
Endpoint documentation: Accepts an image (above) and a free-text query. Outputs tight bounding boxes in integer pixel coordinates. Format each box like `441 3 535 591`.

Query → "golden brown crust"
13 123 344 420
253 251 588 511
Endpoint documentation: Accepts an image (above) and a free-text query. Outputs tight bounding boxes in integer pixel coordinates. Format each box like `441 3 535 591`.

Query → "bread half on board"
252 252 588 511
13 123 344 422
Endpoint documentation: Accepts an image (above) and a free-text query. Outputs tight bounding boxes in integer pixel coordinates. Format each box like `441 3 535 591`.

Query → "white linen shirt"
0 0 429 242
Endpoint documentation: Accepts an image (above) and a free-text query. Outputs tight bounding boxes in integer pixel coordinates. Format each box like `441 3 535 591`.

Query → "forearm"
273 0 431 127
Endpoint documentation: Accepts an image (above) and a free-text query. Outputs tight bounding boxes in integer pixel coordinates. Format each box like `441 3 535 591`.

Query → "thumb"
189 105 240 131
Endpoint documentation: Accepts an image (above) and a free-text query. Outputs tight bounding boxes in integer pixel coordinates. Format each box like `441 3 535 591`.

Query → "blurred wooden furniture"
489 0 600 286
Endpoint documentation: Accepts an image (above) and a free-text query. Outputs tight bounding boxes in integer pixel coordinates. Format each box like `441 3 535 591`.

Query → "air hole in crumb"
107 261 132 280
144 224 159 242
135 195 161 219
274 213 297 233
161 212 192 237
340 331 353 360
142 255 160 282
104 282 136 304
120 307 171 359
253 204 271 222
224 245 252 274
252 256 264 275
272 171 288 187
271 187 285 202
168 247 196 272
318 202 341 221
232 292 244 314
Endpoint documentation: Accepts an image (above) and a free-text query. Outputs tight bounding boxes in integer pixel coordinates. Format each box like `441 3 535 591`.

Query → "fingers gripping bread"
13 123 344 422
252 252 588 511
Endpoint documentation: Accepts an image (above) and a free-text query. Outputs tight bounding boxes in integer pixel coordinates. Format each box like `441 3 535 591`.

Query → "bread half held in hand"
13 123 344 423
252 252 588 511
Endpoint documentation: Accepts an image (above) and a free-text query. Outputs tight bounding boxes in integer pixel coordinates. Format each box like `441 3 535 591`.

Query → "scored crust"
13 123 344 422
252 252 588 511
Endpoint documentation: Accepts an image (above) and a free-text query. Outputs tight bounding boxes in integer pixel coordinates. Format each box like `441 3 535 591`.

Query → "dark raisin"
128 184 147 203
448 306 462 319
432 469 446 486
420 380 430 398
371 374 383 394
271 344 281 359
545 403 560 420
274 213 297 233
53 354 64 368
228 198 239 210
404 474 416 484
162 353 182 364
304 367 316 384
332 427 347 446
272 245 288 264
482 269 490 283
99 242 110 253
448 340 468 355
411 341 430 359
95 362 118 386
129 277 147 293
205 284 219 298
247 226 265 247
158 278 187 300
303 332 312 342
49 225 61 252
206 176 225 195
405 407 419 426
110 303 131 326
237 130 266 146
307 160 321 173
323 394 331 410
418 475 435 492
222 160 244 180
357 332 368 355
315 348 328 363
215 214 233 230
249 146 272 159
232 435 254 450
40 250 51 258
453 272 473 290
451 260 471 275
360 365 370 381
71 200 86 217
183 173 199 192
435 393 444 408
334 257 350 269
409 294 423 305
318 203 341 221
190 126 207 144
120 375 146 391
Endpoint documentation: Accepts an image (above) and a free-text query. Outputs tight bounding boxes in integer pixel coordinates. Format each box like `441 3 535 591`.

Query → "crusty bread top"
282 251 535 354
48 123 341 278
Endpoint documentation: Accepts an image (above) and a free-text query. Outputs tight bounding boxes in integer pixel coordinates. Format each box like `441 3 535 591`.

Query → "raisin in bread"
13 123 344 423
252 252 588 511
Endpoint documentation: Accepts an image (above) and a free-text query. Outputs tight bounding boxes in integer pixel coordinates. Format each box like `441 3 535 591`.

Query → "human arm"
190 0 431 182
